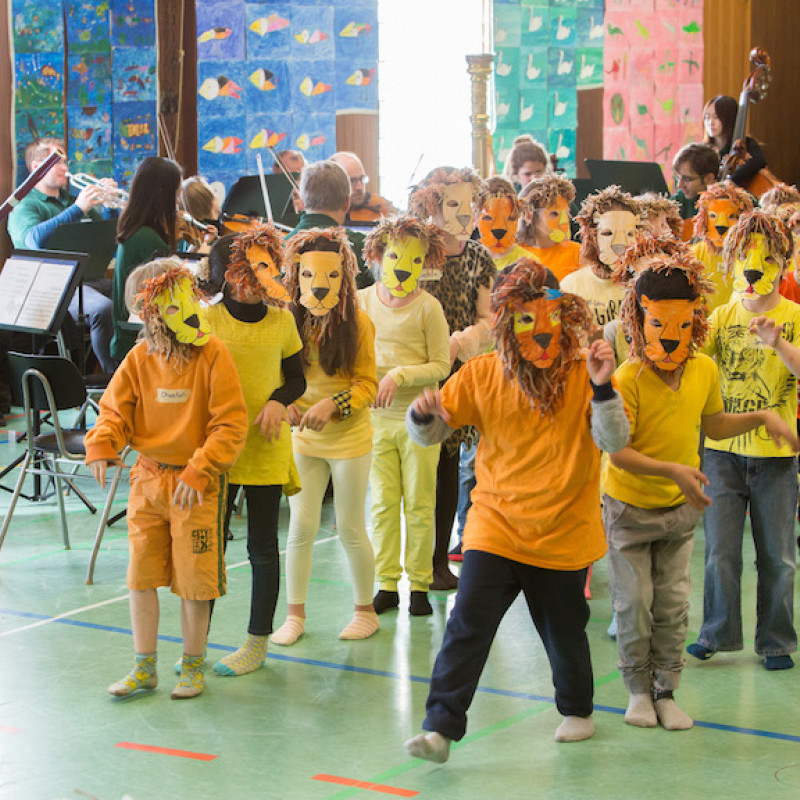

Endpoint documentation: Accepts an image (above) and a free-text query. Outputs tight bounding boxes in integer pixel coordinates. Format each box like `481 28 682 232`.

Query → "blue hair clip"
543 287 562 300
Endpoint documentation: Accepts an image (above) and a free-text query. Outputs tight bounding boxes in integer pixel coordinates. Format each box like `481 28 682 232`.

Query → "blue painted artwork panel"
113 100 157 154
291 5 334 61
113 154 143 189
245 3 292 59
112 49 157 104
576 6 605 48
198 115 248 176
519 46 548 89
198 60 247 117
67 54 112 108
289 61 335 114
519 87 548 129
245 112 292 173
65 0 112 54
335 59 377 111
15 53 64 108
112 0 156 48
495 48 520 87
71 159 114 180
290 113 336 161
494 4 521 49
548 86 577 127
547 46 576 87
245 60 291 114
520 5 550 48
14 108 65 177
67 104 113 163
549 6 576 48
12 0 64 53
196 1 246 61
548 127 576 172
334 4 378 60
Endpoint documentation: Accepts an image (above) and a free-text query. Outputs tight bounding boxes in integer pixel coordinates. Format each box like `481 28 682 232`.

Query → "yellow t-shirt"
442 353 606 570
690 240 733 311
357 286 450 419
206 304 302 489
523 241 581 282
603 355 724 508
492 244 531 270
292 308 378 459
560 266 625 328
704 296 800 457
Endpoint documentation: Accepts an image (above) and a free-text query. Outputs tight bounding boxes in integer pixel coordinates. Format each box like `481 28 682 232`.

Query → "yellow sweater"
85 338 247 492
292 308 378 458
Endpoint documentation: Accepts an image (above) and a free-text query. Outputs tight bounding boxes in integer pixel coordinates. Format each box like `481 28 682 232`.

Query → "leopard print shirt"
420 238 496 452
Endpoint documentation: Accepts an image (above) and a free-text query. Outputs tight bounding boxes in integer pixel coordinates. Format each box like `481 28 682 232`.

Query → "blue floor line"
3 605 800 745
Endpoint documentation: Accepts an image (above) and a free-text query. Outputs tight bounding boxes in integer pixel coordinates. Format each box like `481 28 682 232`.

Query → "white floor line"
0 533 342 636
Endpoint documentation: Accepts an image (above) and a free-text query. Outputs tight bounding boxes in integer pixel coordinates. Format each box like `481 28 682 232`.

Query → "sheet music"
15 262 73 330
0 256 40 326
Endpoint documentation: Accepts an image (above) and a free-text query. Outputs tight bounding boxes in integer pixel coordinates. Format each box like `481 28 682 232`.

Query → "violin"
718 47 780 196
220 212 292 236
177 211 216 249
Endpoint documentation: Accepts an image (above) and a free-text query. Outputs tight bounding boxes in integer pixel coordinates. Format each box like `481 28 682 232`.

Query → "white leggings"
286 451 375 606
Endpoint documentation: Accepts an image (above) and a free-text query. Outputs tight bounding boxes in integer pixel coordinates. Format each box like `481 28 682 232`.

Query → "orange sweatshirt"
85 338 248 492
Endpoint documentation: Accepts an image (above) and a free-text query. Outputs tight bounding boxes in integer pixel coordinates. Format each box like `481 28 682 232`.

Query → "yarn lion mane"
692 181 754 253
491 257 591 416
363 216 447 274
283 226 359 344
576 185 640 269
136 264 197 367
620 249 713 368
226 222 287 306
407 166 484 221
722 208 792 274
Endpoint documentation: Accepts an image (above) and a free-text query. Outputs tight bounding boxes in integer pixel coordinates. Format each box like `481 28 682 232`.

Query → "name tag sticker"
157 388 191 403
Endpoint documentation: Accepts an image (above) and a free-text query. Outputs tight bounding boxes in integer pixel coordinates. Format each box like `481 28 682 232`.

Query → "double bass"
718 47 780 197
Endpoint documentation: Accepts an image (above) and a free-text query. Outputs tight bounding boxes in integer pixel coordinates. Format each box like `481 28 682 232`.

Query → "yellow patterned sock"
339 610 380 640
213 634 268 676
108 653 157 697
171 654 205 699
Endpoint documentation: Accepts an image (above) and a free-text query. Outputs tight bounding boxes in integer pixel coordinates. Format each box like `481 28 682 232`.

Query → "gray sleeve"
405 406 453 447
590 393 629 453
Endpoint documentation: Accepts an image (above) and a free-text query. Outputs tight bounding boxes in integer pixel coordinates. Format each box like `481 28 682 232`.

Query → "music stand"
44 219 117 283
222 173 301 228
0 249 87 498
585 159 670 195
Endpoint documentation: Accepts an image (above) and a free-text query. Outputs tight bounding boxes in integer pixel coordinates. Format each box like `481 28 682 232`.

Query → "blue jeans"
423 550 593 741
455 440 477 542
68 282 115 373
697 450 797 656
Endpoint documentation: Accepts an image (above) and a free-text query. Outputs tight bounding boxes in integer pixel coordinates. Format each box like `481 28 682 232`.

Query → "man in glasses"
671 143 720 221
331 151 397 225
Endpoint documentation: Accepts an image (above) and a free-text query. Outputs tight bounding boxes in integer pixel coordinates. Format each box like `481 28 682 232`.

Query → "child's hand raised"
749 316 784 348
584 339 616 386
173 480 203 510
410 388 451 424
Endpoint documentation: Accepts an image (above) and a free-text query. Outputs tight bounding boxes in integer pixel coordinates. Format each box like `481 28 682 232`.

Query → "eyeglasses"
350 174 369 186
673 172 701 186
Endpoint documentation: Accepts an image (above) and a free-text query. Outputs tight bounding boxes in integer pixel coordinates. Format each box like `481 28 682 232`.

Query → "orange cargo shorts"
126 455 228 600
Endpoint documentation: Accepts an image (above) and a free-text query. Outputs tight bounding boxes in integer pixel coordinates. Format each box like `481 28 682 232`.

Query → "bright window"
377 0 484 211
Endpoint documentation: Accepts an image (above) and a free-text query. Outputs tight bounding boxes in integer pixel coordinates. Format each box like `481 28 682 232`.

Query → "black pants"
433 446 460 569
224 484 283 636
423 550 593 741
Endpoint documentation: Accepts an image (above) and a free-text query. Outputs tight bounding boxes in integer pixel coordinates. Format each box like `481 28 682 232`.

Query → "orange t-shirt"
441 352 607 570
779 273 800 304
522 241 581 282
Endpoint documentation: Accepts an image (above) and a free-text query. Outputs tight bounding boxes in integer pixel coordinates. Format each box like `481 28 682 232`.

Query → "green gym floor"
1 411 799 800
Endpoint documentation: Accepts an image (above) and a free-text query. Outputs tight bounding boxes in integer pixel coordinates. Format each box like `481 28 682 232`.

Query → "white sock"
554 714 595 742
625 693 657 728
655 697 693 730
271 616 305 647
404 732 451 763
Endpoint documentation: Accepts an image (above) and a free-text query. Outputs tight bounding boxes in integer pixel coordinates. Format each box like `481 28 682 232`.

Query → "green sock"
171 654 205 699
213 634 268 676
108 653 157 697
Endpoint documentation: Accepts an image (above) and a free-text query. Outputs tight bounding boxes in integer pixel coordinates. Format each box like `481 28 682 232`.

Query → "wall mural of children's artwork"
65 0 112 54
67 54 113 107
15 53 64 109
604 0 705 183
113 100 156 156
197 2 246 61
67 104 113 163
112 0 156 48
12 0 65 53
195 0 377 187
492 0 604 179
112 49 156 104
14 108 65 175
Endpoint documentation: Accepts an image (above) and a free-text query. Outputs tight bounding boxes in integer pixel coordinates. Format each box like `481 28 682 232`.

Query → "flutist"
7 138 117 373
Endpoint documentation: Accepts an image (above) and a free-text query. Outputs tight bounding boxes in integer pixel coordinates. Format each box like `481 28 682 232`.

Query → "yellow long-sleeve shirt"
85 338 248 492
292 308 378 458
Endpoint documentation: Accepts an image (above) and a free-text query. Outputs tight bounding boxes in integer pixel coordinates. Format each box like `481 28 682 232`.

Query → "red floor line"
114 742 217 761
313 774 418 797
